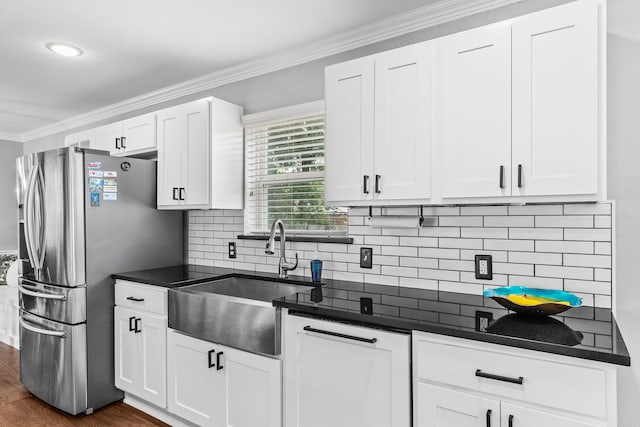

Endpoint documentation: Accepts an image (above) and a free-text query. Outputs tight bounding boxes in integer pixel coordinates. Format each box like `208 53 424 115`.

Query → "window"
244 111 347 236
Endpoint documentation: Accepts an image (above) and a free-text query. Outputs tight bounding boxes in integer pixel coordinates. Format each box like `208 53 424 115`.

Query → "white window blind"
245 114 347 235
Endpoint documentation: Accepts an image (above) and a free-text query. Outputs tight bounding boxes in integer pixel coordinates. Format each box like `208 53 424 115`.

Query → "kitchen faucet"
265 219 298 279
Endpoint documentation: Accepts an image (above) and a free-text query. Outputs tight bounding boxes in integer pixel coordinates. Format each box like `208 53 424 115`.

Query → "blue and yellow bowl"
483 286 582 316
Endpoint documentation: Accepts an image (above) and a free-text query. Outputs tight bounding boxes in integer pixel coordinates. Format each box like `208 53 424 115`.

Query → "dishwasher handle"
303 325 377 344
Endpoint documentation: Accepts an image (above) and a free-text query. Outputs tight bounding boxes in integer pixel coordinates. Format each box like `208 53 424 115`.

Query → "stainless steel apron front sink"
168 276 310 355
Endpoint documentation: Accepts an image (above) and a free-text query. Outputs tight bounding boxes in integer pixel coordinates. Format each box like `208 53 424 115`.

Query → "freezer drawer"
19 310 88 415
18 277 86 324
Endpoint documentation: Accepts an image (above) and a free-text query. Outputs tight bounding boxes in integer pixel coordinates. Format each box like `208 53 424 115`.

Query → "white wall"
0 140 22 251
608 0 640 423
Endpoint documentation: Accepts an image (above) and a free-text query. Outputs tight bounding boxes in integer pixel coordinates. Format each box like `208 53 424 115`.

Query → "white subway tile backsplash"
484 216 534 227
535 240 594 254
439 216 483 227
187 202 613 307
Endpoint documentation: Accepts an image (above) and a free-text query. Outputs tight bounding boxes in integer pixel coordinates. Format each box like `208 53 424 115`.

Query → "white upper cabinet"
324 57 375 204
375 42 434 201
325 42 435 206
64 129 95 148
91 113 156 156
156 97 244 210
121 112 157 155
439 24 512 199
512 0 601 198
323 0 605 205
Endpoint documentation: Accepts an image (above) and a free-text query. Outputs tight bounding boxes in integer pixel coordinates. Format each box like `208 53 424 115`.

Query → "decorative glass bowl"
483 286 582 316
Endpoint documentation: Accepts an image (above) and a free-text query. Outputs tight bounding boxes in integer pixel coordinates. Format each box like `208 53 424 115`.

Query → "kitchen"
0 0 639 426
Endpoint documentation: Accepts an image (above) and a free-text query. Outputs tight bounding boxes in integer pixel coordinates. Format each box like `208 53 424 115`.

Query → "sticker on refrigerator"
104 171 117 178
103 193 117 201
87 162 102 169
103 185 117 193
90 193 101 207
104 178 117 187
88 170 103 178
88 178 103 193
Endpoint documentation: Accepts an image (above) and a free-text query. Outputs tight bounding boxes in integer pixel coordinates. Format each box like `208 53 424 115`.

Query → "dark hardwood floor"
0 342 169 426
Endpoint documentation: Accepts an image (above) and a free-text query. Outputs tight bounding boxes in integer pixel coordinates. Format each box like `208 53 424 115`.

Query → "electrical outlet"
360 297 373 315
228 242 236 259
475 311 493 332
360 247 373 269
475 254 492 280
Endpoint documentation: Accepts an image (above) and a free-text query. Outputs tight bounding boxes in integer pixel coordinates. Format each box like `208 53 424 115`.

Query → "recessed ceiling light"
45 42 83 57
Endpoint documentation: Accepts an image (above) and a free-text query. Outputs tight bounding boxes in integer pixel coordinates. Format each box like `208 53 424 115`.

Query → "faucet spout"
265 219 298 278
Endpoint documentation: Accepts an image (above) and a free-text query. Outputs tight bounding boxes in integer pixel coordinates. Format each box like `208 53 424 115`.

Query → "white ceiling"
0 0 437 138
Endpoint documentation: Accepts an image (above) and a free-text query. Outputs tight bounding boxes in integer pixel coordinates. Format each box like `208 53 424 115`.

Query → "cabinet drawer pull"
126 296 145 302
128 316 136 332
374 174 381 193
499 166 505 189
475 369 523 385
303 325 377 344
121 136 126 149
179 187 185 201
134 318 142 333
508 414 514 427
115 137 121 150
208 349 216 368
517 164 523 188
172 187 178 200
486 409 492 427
363 175 370 194
216 351 224 371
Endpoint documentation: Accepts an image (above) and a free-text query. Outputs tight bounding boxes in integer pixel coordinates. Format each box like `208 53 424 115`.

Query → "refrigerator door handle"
19 317 66 338
18 284 67 301
33 164 47 270
23 165 39 270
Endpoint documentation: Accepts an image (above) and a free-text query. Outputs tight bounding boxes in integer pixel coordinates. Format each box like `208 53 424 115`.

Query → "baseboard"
0 335 19 349
123 394 197 427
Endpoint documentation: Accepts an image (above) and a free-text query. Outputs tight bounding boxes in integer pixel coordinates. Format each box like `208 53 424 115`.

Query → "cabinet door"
94 122 124 155
181 99 211 207
137 312 167 408
374 42 434 201
156 107 186 208
64 129 95 148
114 306 141 396
122 113 157 155
512 0 600 197
284 314 410 427
439 24 512 199
416 383 500 427
215 345 281 427
501 403 602 427
324 57 375 204
167 330 217 426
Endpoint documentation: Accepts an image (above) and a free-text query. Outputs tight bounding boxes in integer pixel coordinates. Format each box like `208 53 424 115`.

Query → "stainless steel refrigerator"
16 147 183 415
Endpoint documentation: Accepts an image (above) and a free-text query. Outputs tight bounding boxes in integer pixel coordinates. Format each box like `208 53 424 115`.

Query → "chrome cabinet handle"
363 175 370 194
208 349 216 368
20 317 66 338
303 325 377 344
172 187 178 200
121 136 126 149
134 318 142 333
128 316 136 332
374 174 381 193
18 284 66 300
475 369 523 385
115 137 121 150
179 188 185 201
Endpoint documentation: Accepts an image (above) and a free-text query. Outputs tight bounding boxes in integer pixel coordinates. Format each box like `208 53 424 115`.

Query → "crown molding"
0 132 22 143
20 0 525 142
242 100 325 127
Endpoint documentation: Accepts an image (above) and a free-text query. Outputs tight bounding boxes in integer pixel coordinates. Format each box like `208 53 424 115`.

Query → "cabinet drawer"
413 332 608 419
115 280 167 315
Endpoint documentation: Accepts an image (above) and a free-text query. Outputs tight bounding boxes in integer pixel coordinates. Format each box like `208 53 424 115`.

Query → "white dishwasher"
283 312 411 427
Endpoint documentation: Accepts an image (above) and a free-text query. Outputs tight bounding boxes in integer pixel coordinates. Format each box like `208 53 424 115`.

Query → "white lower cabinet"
284 313 411 427
413 331 616 427
114 305 167 408
167 329 281 427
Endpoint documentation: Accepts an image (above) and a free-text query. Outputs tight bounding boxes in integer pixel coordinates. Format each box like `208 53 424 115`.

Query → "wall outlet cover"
228 242 236 259
475 254 492 280
475 310 494 332
360 247 373 269
360 297 373 315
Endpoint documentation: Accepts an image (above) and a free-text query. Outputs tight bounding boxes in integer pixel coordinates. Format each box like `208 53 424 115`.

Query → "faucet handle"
284 253 299 272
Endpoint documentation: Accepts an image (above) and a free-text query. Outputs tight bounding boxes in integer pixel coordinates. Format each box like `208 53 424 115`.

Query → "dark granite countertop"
112 265 630 366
